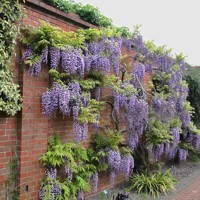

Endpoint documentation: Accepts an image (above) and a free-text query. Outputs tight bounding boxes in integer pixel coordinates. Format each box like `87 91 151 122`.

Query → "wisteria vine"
23 23 200 199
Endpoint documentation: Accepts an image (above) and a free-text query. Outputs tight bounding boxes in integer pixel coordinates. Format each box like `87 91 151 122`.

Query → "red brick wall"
19 2 97 199
0 43 22 199
0 116 19 199
0 1 151 199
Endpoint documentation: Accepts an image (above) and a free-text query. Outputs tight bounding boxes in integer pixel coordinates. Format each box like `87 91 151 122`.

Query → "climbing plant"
0 0 23 115
22 22 200 199
1 0 23 198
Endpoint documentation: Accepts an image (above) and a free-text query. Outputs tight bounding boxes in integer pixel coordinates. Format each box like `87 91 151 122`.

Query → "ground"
87 161 200 200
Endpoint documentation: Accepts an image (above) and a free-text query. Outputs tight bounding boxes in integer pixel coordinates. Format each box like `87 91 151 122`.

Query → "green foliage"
0 69 22 115
152 73 171 96
113 82 138 97
0 0 23 62
80 70 121 91
43 0 142 35
179 123 200 152
49 69 72 84
178 142 194 151
175 53 186 63
100 27 121 38
127 170 177 198
44 0 112 27
184 101 194 115
87 71 108 86
188 149 200 162
22 22 84 50
87 148 108 172
119 146 132 156
144 40 172 55
116 26 132 38
169 118 182 128
146 114 172 146
77 78 101 90
77 28 101 42
78 27 124 43
92 129 125 150
88 69 137 97
24 54 41 67
91 129 132 172
40 134 87 168
40 133 106 199
78 99 105 124
77 4 112 27
0 0 23 115
46 0 77 13
186 66 200 128
188 122 200 135
99 190 112 200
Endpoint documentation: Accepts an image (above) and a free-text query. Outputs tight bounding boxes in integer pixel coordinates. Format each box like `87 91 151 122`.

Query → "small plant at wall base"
22 22 200 199
4 148 20 200
0 0 23 115
127 170 177 198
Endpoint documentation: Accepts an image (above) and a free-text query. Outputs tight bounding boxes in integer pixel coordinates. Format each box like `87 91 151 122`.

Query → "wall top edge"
21 0 97 29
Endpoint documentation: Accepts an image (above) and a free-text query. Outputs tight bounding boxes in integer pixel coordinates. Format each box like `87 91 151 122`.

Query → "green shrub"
186 66 200 128
127 170 177 198
44 0 113 27
188 148 200 162
77 4 112 27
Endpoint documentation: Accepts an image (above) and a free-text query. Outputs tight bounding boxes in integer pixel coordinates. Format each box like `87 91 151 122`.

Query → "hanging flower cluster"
108 149 134 185
92 129 134 186
42 81 91 142
23 25 123 144
39 168 62 200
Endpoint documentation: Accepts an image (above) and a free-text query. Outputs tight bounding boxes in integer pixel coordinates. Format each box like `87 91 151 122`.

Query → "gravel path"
87 161 200 200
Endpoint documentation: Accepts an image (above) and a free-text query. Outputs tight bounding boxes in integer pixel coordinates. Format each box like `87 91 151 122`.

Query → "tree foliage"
185 66 200 128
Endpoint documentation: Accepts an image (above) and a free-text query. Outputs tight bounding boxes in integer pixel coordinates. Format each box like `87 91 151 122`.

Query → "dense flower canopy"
23 22 200 200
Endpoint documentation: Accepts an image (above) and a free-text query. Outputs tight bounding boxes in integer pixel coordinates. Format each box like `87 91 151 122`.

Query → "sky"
74 0 200 66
